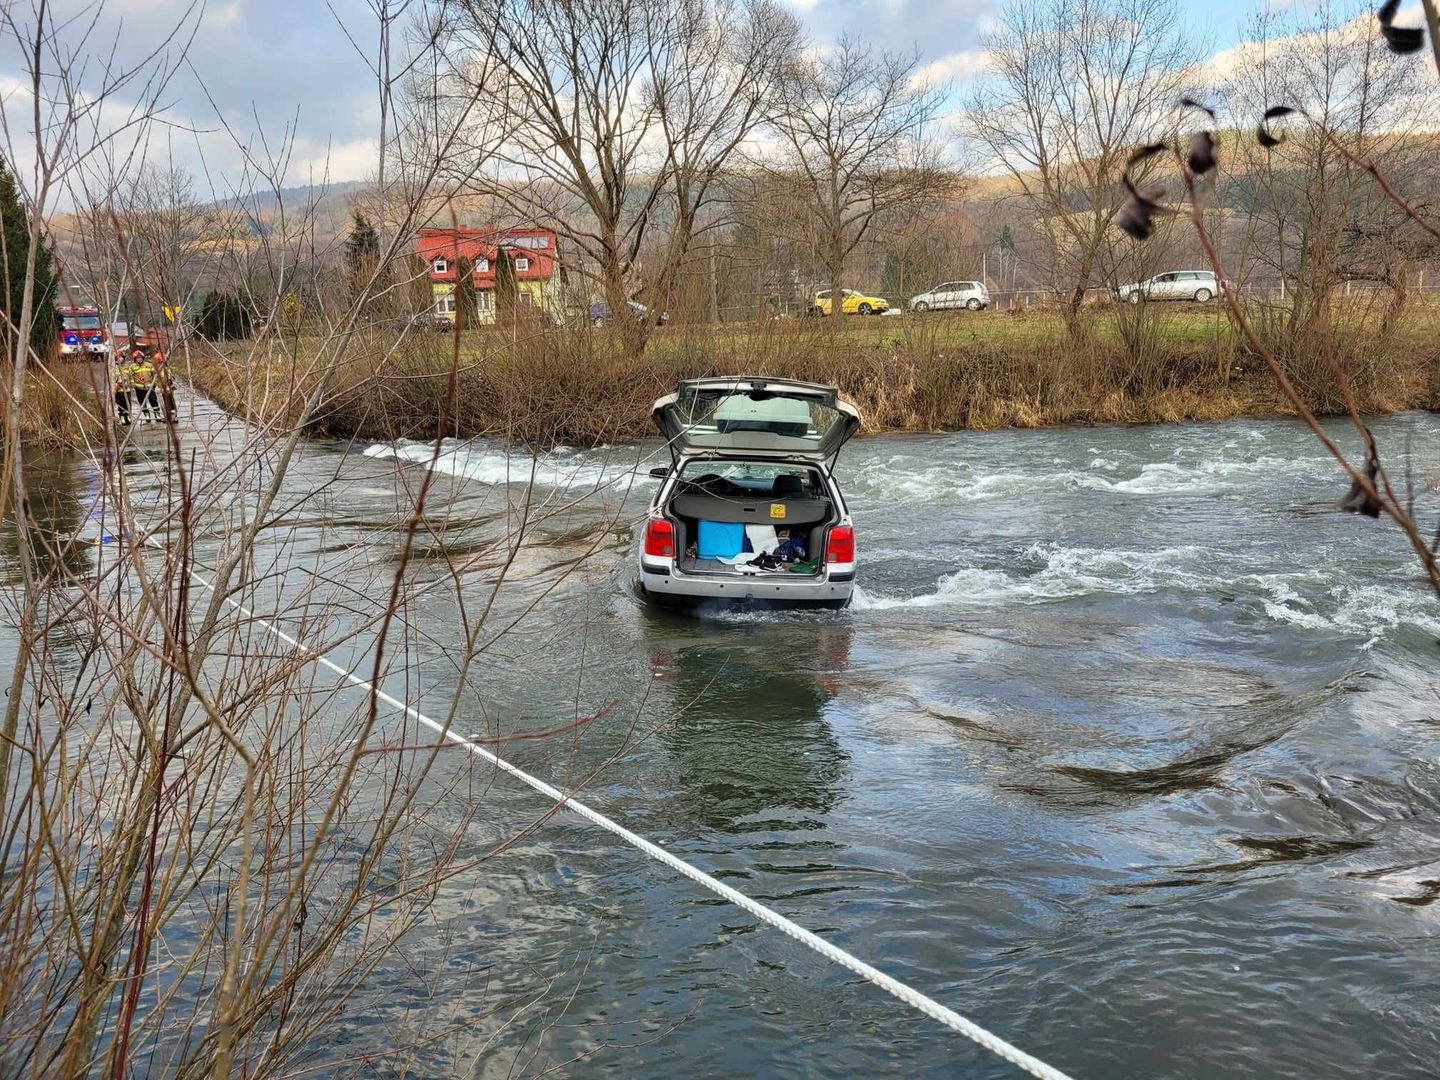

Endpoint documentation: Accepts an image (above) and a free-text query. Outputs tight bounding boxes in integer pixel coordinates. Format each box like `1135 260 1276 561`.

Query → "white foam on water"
842 453 1332 504
854 544 1440 641
364 439 658 492
1260 578 1440 642
1099 456 1332 496
852 543 1211 610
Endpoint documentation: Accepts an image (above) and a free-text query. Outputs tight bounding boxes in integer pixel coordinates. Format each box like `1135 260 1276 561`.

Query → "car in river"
1116 270 1217 304
639 377 861 609
908 280 990 312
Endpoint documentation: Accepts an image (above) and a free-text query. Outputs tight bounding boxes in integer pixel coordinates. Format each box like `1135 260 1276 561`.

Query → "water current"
7 404 1440 1077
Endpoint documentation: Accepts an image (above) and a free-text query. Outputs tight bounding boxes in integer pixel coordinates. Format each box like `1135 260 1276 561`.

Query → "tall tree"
344 211 382 304
453 255 477 330
119 166 209 322
0 157 57 362
965 0 1197 335
447 0 798 352
1223 5 1436 341
494 247 518 326
766 37 951 319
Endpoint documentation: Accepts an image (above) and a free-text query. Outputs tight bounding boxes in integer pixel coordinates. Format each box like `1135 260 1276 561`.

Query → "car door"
1149 273 1176 299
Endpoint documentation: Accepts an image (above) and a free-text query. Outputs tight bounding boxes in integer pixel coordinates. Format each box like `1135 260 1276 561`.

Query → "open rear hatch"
652 377 861 461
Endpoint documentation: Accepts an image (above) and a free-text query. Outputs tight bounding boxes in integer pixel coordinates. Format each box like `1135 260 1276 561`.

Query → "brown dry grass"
5 359 110 447
186 314 1440 449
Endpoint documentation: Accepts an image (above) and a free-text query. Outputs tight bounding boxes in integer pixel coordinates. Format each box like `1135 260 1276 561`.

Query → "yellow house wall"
432 279 553 323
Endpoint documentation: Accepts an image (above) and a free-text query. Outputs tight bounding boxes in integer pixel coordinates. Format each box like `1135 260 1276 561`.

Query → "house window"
435 294 456 315
514 256 530 272
476 291 493 313
432 256 448 274
477 258 490 272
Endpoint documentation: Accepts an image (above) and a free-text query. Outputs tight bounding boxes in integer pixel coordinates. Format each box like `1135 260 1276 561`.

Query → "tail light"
826 525 855 564
644 518 675 558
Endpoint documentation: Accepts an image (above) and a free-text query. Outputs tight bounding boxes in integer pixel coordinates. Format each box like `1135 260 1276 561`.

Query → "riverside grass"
7 359 110 447
188 307 1440 448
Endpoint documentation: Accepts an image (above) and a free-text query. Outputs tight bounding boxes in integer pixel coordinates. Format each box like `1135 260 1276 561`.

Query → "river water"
8 406 1440 1077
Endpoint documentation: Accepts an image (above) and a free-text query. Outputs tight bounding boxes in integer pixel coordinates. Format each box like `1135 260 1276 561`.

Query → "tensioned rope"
149 540 1076 1080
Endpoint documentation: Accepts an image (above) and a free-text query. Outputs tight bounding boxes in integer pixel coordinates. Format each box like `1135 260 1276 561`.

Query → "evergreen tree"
196 291 253 341
410 255 436 318
494 247 517 326
453 256 477 330
343 212 381 302
0 156 58 362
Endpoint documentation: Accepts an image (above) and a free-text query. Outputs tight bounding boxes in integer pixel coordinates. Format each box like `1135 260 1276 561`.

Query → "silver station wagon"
639 378 861 609
908 280 991 312
1116 270 1217 304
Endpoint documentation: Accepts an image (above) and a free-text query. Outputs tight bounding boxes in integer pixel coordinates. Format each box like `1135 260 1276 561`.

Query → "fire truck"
57 306 109 358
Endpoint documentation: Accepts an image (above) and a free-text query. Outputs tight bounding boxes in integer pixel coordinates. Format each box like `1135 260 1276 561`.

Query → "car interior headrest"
772 474 804 496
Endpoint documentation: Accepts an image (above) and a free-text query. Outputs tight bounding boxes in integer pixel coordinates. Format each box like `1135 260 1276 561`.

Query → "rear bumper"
640 562 853 605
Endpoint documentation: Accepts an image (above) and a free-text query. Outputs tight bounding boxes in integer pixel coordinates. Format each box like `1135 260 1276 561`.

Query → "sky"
0 0 1408 197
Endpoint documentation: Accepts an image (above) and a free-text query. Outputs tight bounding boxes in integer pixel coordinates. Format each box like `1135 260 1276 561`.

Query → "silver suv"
639 378 861 610
1117 270 1217 304
908 281 990 312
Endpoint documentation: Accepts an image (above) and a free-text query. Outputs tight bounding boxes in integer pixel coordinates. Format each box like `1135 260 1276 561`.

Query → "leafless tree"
445 0 797 351
641 0 801 314
1223 2 1439 341
1116 6 1440 599
0 2 655 1075
965 0 1198 334
764 37 951 318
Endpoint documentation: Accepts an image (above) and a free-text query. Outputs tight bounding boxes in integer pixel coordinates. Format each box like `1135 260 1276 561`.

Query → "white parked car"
639 377 861 610
908 281 990 312
1117 270 1217 304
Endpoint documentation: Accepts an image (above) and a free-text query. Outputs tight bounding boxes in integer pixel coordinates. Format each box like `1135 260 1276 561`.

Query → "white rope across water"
173 553 1077 1080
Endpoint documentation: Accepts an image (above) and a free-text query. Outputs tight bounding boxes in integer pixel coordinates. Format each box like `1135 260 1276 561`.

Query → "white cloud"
914 49 992 87
289 137 380 185
1197 4 1435 88
208 2 243 29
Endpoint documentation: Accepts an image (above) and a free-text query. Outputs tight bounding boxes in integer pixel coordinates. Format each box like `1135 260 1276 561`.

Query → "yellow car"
810 288 890 316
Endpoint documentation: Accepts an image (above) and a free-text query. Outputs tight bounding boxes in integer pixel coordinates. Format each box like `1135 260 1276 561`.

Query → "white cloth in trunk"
718 525 781 566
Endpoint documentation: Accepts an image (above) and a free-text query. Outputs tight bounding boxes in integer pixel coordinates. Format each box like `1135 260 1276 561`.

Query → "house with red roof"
416 225 560 323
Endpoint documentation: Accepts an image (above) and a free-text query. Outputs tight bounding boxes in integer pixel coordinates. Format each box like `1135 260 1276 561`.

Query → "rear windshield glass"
680 460 821 495
670 386 844 453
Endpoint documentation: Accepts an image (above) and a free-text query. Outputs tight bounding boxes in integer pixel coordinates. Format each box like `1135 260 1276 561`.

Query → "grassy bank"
5 359 110 447
187 307 1440 447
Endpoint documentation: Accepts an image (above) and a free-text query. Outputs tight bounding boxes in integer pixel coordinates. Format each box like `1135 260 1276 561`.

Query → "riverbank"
187 309 1440 446
6 360 108 447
